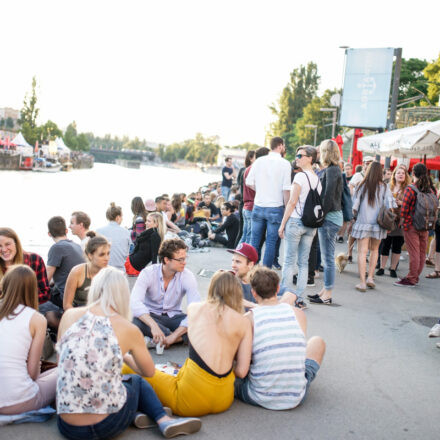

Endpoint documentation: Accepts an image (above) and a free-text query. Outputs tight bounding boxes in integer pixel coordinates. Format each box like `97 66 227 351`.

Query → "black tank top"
188 339 233 378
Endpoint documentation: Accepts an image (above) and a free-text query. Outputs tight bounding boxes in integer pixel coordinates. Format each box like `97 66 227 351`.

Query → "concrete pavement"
3 242 440 440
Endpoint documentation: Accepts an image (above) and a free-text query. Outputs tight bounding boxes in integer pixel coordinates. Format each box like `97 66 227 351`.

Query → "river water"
1 163 220 259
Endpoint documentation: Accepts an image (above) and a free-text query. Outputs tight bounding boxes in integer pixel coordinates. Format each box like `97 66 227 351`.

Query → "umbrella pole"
424 154 426 165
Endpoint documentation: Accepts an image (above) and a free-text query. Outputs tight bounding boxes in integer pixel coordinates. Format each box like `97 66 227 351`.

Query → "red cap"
227 243 258 263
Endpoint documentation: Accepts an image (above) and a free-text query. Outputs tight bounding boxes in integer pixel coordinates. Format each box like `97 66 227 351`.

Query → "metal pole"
388 48 402 130
332 110 337 138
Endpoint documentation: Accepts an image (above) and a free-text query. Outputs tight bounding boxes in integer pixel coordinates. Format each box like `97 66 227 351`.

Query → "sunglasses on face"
295 154 309 159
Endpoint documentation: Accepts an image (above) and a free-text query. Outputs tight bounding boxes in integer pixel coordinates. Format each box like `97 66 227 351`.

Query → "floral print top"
56 311 127 414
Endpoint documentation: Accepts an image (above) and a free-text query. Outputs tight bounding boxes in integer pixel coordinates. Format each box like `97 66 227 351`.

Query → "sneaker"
318 265 324 272
337 236 344 243
307 278 315 287
295 300 308 310
158 417 202 438
428 323 440 338
376 268 385 276
347 256 353 264
273 261 282 270
393 278 415 288
134 407 173 429
389 269 397 278
292 274 297 285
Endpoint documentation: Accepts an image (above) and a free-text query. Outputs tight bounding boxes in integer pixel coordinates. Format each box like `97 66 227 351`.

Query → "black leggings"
435 221 440 253
380 235 404 256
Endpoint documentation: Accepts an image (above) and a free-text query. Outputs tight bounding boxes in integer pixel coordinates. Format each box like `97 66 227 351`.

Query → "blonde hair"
207 270 243 314
319 139 341 167
87 266 131 320
215 196 225 209
147 212 165 243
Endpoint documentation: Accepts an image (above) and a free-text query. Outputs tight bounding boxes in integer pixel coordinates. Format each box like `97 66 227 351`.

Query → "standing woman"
376 165 411 278
279 146 321 309
351 161 395 291
0 265 57 415
130 197 147 243
309 140 343 304
97 203 131 271
0 227 50 304
56 267 201 439
63 234 111 310
395 163 438 287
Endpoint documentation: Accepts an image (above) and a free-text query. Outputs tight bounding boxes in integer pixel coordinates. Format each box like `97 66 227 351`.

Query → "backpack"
299 172 325 228
341 174 353 222
409 185 438 231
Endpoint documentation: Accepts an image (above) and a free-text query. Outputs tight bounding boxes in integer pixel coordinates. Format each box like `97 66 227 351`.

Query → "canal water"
1 163 220 259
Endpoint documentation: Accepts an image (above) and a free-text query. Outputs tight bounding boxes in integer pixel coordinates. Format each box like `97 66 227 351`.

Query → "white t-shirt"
245 152 292 207
291 171 321 219
349 172 363 188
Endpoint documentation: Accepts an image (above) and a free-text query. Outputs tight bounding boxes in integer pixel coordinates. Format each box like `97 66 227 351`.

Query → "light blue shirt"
130 263 201 327
96 221 131 270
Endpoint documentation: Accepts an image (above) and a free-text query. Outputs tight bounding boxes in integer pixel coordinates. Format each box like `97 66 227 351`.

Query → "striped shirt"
247 303 307 410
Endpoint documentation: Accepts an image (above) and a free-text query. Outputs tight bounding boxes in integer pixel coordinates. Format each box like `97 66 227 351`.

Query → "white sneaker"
428 323 440 338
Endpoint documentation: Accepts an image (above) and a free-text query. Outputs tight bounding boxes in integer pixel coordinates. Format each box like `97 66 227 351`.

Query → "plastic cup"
156 342 164 355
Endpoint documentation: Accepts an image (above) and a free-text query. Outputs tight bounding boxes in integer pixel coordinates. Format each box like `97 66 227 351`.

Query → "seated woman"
0 265 57 415
56 266 201 440
130 196 147 243
63 234 110 310
123 270 252 417
126 213 165 275
208 202 239 249
0 227 50 303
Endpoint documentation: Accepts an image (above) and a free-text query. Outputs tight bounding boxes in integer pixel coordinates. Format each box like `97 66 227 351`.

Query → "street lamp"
305 124 318 147
319 108 338 138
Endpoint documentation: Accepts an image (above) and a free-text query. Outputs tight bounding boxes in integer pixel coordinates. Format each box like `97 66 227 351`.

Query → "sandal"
425 259 435 267
366 279 376 289
426 271 440 279
355 284 367 292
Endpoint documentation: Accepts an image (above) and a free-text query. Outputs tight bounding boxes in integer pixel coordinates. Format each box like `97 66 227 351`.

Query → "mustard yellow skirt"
121 358 235 417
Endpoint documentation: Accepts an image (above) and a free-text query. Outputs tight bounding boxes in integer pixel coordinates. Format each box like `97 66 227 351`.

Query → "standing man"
69 211 91 250
246 137 291 268
130 238 201 348
221 157 234 200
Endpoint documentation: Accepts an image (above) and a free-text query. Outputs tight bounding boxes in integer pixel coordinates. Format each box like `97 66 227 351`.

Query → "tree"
19 76 40 145
37 120 62 143
269 62 320 157
424 53 440 105
229 142 261 151
396 58 429 106
64 122 79 150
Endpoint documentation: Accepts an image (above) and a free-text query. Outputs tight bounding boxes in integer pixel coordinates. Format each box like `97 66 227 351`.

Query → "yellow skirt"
121 358 235 417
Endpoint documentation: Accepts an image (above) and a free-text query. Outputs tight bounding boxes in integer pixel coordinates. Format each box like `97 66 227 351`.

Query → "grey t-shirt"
241 281 256 305
47 240 85 296
96 221 131 270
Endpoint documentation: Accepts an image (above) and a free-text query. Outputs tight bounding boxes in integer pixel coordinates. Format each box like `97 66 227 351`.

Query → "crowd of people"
0 136 439 439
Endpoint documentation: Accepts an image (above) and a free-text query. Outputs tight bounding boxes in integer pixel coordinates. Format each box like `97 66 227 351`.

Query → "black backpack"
299 172 325 228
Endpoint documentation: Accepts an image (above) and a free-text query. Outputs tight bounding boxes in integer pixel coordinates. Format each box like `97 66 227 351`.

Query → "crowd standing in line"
1 136 440 439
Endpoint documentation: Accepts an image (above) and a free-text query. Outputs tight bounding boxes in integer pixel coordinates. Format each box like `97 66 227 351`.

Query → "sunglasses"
295 154 309 159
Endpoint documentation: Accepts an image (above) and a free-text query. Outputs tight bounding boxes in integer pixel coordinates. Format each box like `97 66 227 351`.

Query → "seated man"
198 192 220 222
130 238 201 348
69 211 91 251
156 195 181 234
228 243 297 309
235 267 325 410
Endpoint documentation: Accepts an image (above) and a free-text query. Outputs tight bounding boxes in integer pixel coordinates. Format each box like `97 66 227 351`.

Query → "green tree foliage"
424 53 440 105
396 58 429 106
229 142 261 151
269 62 320 157
64 122 90 151
37 120 62 143
295 89 340 148
19 76 40 145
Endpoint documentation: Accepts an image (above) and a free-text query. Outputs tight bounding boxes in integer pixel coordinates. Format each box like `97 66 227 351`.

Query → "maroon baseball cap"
227 243 258 263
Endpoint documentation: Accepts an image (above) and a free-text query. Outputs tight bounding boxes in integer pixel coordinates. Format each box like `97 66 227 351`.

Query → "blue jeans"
318 219 340 290
57 375 166 440
250 205 284 268
221 186 231 200
234 358 320 407
239 208 253 244
281 218 316 302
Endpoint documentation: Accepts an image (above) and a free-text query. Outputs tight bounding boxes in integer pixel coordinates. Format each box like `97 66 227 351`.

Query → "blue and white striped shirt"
247 303 307 409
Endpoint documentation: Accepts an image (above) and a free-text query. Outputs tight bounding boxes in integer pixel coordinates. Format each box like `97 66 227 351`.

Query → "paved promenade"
4 243 440 440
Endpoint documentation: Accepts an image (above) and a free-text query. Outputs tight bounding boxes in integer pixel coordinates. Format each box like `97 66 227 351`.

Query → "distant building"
0 107 21 132
217 147 246 168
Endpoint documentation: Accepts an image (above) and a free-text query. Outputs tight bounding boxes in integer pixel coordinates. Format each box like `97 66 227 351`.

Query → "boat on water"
33 157 62 172
115 158 141 169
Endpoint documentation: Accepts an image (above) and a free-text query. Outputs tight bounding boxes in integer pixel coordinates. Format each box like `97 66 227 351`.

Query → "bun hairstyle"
106 202 122 221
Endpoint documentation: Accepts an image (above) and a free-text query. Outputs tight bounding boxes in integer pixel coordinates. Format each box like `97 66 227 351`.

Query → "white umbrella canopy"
358 121 440 158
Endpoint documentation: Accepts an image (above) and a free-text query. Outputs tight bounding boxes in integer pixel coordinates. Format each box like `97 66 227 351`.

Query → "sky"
1 0 439 147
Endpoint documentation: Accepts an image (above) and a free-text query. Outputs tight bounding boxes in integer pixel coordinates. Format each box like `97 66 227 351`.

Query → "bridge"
89 147 156 164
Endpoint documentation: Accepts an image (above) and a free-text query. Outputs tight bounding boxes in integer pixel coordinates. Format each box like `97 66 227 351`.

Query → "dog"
335 252 349 273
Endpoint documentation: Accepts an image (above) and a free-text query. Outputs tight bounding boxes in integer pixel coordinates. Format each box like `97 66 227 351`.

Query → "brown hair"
71 211 91 230
106 202 122 221
249 267 279 299
0 228 24 279
0 265 38 320
358 161 384 207
85 235 110 257
245 150 256 167
255 147 270 158
270 137 284 151
171 194 182 212
158 238 188 264
207 270 243 313
390 165 411 194
297 145 318 164
48 216 67 237
131 197 147 223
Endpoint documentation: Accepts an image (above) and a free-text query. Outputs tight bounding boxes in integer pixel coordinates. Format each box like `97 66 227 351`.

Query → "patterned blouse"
56 311 127 414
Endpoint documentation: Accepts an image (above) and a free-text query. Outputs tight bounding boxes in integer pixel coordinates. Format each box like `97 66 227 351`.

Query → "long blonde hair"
319 139 341 167
147 212 165 243
207 270 243 314
87 266 131 320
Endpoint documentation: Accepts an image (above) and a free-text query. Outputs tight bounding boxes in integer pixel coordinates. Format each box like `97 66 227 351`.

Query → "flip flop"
366 280 376 289
426 271 440 279
355 284 367 292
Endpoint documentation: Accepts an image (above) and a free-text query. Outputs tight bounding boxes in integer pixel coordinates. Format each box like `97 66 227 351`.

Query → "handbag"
377 186 398 230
